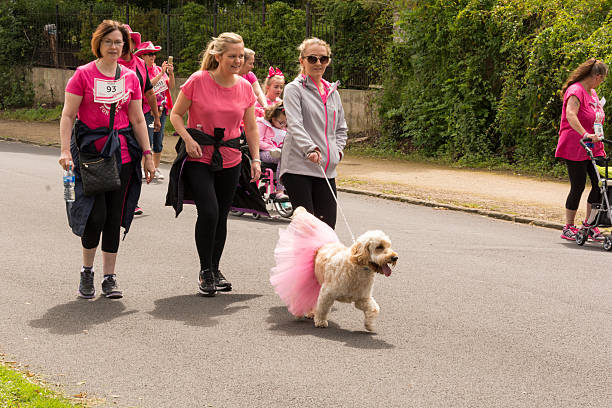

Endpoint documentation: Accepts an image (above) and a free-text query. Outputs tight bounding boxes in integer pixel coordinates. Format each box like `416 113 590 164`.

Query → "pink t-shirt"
148 64 168 107
181 70 256 168
119 55 151 114
556 82 605 161
66 61 142 163
242 71 257 85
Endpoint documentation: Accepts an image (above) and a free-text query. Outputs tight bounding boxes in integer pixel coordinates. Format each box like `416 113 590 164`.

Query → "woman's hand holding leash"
307 150 321 164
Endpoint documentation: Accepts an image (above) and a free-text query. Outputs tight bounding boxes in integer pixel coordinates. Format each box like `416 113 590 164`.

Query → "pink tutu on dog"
270 210 340 316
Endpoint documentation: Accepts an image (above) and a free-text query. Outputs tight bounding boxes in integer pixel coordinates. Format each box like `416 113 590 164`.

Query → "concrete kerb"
2 137 563 231
337 186 564 231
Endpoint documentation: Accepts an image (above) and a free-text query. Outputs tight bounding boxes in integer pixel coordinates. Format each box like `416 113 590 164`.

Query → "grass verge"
0 362 85 407
0 106 63 122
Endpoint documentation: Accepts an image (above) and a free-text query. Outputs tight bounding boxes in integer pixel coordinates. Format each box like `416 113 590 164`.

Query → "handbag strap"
108 64 121 130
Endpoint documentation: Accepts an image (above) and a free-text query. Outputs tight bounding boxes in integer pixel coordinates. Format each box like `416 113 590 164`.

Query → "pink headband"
267 66 284 78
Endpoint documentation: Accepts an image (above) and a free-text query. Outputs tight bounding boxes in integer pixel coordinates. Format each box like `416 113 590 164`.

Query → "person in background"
239 48 267 108
257 102 288 199
58 20 155 299
279 37 348 229
556 58 608 241
119 24 160 215
262 66 284 105
168 32 261 296
135 40 175 180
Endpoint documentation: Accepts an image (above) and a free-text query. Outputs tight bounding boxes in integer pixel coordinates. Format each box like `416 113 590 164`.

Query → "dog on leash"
271 207 398 332
309 225 398 331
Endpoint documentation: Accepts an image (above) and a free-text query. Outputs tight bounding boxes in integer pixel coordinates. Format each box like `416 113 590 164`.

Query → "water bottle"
63 163 75 203
594 111 604 140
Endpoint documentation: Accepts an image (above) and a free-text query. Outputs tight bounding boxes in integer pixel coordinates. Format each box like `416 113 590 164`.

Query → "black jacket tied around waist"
165 127 241 217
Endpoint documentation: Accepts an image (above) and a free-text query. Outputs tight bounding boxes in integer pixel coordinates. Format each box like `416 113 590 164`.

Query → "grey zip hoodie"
279 75 348 179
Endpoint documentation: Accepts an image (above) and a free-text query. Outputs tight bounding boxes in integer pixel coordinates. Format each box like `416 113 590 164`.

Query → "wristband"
252 158 261 163
582 132 589 138
143 149 152 156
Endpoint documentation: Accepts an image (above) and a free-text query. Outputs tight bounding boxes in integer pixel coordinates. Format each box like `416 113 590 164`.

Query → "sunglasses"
142 53 156 57
305 55 330 64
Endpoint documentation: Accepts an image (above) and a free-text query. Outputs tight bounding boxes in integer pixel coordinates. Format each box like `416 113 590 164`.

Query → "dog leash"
317 162 356 243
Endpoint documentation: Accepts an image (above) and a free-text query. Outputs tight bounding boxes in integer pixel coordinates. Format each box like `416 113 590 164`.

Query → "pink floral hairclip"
267 66 284 78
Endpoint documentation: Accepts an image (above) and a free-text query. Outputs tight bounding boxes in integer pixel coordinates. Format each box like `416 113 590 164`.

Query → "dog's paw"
314 319 328 328
304 311 314 320
364 322 376 332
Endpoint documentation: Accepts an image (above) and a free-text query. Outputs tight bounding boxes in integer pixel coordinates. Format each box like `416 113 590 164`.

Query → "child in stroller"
230 104 293 219
576 136 612 250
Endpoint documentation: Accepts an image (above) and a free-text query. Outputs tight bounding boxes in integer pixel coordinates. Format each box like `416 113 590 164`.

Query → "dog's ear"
350 241 369 266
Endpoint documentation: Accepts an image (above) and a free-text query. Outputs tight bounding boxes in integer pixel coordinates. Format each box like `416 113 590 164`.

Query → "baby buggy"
575 137 612 250
230 145 293 220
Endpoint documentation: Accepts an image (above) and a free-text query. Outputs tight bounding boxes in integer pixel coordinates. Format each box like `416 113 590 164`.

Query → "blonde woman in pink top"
169 32 261 296
556 58 608 241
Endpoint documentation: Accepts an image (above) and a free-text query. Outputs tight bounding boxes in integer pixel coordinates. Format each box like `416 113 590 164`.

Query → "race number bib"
153 78 168 95
93 77 126 104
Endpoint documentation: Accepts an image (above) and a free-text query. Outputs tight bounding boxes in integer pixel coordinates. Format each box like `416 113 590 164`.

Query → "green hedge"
381 0 612 175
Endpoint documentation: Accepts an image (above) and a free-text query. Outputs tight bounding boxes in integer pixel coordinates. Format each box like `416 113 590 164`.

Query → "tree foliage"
380 0 612 173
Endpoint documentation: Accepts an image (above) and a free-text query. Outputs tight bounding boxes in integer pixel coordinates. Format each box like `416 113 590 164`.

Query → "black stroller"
230 145 293 220
576 137 612 250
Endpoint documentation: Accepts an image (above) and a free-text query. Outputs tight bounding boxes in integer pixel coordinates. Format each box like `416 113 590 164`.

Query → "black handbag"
79 65 122 196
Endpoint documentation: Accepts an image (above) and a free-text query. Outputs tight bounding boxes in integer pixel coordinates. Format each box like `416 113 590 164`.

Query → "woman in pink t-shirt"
239 48 268 107
556 58 608 241
59 20 156 300
169 32 261 296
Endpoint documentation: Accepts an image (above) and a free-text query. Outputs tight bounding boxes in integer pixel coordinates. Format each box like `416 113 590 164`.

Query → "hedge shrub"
382 0 612 174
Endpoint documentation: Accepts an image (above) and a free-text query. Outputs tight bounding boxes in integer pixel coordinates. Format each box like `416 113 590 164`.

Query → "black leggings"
281 172 337 229
81 162 135 253
182 161 241 271
565 159 602 211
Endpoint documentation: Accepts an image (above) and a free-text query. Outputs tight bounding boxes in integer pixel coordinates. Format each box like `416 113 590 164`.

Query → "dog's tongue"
382 264 392 277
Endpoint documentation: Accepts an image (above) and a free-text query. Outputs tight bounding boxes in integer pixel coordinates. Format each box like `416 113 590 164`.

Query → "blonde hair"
264 102 285 122
297 37 332 75
244 48 255 61
200 32 244 71
263 75 285 95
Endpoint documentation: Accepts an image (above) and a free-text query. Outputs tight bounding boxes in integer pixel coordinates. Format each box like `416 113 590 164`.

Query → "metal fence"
20 2 376 88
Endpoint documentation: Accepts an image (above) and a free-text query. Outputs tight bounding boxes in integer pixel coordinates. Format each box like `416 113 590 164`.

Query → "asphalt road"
0 140 610 408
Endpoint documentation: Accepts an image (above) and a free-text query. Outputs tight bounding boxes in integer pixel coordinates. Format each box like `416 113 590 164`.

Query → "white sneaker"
155 169 164 180
270 148 281 159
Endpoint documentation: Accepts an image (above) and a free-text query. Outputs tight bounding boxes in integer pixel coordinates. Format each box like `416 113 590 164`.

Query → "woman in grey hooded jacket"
279 37 348 228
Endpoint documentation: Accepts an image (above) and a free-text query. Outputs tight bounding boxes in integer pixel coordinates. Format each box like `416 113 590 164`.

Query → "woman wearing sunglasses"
279 37 348 228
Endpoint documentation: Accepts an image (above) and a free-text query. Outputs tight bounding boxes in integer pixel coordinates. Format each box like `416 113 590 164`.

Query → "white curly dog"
307 213 398 332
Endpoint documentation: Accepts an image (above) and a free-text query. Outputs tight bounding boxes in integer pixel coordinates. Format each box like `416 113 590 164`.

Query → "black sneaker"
214 269 232 292
198 269 217 296
78 269 95 299
101 275 123 299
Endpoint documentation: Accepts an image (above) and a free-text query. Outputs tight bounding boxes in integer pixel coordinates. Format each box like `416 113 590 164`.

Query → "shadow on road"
558 241 608 252
266 306 395 350
29 298 138 335
149 293 262 327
